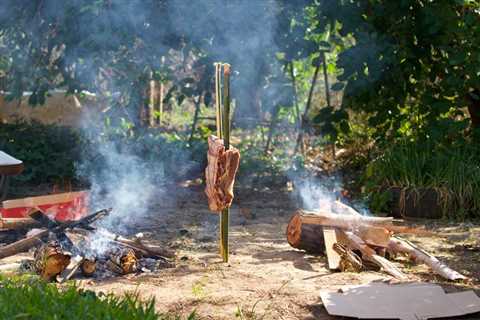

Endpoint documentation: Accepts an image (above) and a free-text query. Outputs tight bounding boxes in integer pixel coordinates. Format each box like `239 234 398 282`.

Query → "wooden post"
215 63 223 138
157 80 164 125
221 63 231 263
148 78 156 127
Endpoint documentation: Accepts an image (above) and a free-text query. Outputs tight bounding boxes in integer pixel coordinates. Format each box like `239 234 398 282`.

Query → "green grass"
365 139 480 219
0 275 195 320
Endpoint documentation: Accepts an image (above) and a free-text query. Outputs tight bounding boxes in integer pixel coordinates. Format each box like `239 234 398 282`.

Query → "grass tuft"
365 139 480 219
0 275 195 320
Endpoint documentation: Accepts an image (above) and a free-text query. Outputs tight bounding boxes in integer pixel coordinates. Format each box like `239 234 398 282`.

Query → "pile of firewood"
286 201 466 281
0 209 175 282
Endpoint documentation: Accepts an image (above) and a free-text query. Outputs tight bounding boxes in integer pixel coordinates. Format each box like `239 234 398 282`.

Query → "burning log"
81 258 96 276
106 249 138 275
0 229 48 259
58 255 84 283
297 209 428 234
286 212 325 254
0 217 40 230
33 240 71 281
0 208 111 260
96 229 175 259
388 236 466 281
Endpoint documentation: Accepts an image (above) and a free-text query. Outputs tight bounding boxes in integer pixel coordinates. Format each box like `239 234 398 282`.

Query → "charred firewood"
33 240 71 281
80 258 96 276
106 249 138 275
332 243 363 272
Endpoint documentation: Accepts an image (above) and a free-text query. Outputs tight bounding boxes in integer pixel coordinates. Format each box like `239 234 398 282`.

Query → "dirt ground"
2 184 480 319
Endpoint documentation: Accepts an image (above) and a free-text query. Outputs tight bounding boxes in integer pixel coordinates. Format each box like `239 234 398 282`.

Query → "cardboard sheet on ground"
320 282 480 320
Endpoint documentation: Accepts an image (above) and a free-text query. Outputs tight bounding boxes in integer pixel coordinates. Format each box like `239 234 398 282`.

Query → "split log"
323 227 341 269
58 255 84 283
357 225 391 248
340 231 408 280
388 236 466 281
298 210 427 234
0 229 48 259
300 209 392 227
106 248 138 275
286 212 325 254
33 240 71 281
332 242 363 272
0 218 40 230
80 259 96 276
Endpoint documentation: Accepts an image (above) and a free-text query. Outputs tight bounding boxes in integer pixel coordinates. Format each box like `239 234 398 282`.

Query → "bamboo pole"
214 63 223 138
221 63 231 263
158 80 164 125
148 78 156 127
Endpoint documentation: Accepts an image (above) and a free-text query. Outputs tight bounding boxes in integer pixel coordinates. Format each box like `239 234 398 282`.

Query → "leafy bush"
364 140 480 219
0 275 193 320
0 121 84 186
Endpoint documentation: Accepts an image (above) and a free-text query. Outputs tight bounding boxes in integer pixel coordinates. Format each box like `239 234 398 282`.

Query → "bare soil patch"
2 184 480 319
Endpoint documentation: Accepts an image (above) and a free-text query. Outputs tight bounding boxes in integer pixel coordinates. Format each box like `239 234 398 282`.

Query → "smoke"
74 106 170 255
62 1 285 255
79 142 158 230
289 169 370 216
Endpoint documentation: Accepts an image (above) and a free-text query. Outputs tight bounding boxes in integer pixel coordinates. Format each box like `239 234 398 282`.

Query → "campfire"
0 208 175 282
286 200 467 281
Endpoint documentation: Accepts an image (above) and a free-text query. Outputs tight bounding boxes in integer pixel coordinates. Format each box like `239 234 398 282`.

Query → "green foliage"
234 127 296 186
0 121 83 186
0 120 209 191
364 139 480 219
314 0 480 141
0 275 193 320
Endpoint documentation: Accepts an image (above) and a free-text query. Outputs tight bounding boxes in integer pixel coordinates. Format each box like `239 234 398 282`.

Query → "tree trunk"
294 62 321 154
286 212 325 254
157 80 164 125
467 89 480 132
189 97 201 143
264 104 280 154
288 61 301 130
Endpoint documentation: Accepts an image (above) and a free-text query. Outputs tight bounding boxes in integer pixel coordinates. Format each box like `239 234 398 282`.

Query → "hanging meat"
205 135 240 212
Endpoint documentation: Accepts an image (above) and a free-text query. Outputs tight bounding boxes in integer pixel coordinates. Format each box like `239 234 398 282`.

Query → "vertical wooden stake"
221 63 231 263
148 79 156 127
214 63 223 139
158 80 164 125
